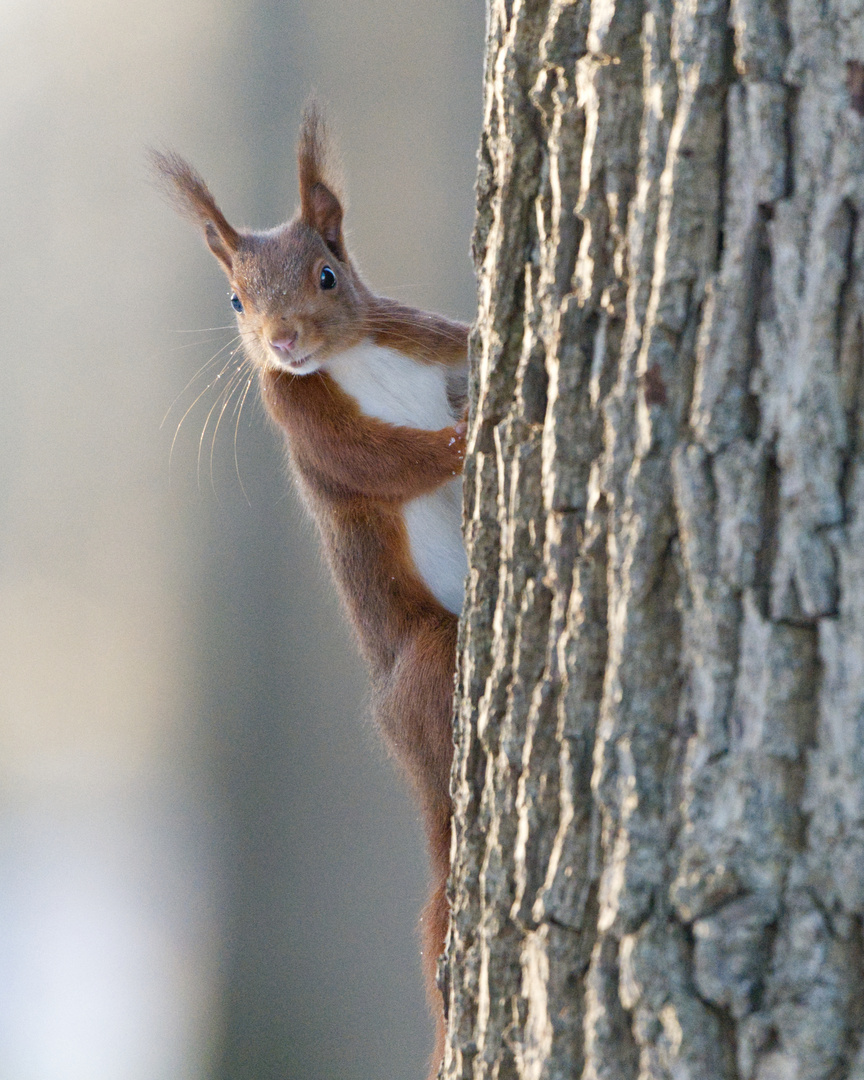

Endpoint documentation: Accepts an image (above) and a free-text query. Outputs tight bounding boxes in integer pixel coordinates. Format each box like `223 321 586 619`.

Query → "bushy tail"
420 877 450 1080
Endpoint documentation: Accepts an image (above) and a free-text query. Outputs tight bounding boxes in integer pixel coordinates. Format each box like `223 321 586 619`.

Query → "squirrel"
153 105 468 1075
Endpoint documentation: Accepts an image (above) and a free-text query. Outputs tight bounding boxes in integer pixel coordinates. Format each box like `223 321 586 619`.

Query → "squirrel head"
153 103 368 375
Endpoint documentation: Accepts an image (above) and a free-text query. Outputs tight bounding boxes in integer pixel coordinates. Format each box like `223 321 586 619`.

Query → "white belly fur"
402 479 466 614
325 341 467 614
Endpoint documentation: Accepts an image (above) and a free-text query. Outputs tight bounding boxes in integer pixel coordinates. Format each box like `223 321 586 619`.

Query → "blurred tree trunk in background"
445 2 864 1077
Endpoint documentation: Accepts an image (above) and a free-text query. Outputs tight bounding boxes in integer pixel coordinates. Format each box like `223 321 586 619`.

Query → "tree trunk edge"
445 2 864 1079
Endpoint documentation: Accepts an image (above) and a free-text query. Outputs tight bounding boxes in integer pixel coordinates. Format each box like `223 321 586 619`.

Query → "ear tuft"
149 148 240 270
297 101 346 259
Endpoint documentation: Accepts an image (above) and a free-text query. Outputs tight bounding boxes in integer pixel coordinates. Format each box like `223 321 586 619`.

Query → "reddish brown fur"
154 105 467 1077
367 297 469 367
260 367 461 1069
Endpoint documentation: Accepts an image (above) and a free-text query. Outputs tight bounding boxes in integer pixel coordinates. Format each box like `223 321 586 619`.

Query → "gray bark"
444 2 864 1078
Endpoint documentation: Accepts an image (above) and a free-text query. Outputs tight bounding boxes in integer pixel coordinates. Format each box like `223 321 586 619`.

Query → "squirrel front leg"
262 368 466 501
316 419 465 500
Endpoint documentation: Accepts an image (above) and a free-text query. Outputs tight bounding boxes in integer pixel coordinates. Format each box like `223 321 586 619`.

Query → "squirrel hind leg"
372 616 456 1077
374 615 458 817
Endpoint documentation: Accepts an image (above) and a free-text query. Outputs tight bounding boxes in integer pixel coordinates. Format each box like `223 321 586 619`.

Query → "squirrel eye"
229 292 243 313
319 266 337 290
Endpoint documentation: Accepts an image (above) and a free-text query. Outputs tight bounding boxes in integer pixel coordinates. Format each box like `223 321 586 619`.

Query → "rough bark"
445 2 864 1078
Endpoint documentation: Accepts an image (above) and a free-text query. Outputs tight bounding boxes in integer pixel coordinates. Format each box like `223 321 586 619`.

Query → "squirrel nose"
270 333 297 353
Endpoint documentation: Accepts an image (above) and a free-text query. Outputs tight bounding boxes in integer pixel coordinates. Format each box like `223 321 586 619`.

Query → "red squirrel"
153 106 467 1073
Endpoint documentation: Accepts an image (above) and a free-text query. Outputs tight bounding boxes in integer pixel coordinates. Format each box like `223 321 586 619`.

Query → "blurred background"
0 2 483 1077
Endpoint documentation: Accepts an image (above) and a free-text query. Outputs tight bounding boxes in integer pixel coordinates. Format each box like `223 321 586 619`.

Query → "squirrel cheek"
252 336 277 369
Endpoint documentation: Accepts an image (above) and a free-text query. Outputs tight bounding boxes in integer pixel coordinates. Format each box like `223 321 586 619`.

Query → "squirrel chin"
267 352 323 376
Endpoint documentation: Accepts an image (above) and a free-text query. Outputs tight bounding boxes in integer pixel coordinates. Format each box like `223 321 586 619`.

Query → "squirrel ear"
203 222 237 272
297 103 346 260
150 149 240 272
307 182 345 260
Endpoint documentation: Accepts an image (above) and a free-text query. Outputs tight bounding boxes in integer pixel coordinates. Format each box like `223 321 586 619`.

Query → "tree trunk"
444 2 864 1078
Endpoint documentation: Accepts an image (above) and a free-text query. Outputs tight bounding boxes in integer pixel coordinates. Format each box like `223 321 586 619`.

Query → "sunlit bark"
445 2 864 1077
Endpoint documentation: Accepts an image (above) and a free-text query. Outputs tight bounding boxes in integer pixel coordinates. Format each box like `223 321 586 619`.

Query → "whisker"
171 324 238 333
232 372 257 507
231 367 256 421
161 334 242 428
197 355 245 492
366 325 466 344
159 336 237 355
362 324 466 361
366 316 466 338
209 363 250 495
169 348 241 481
371 283 431 294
